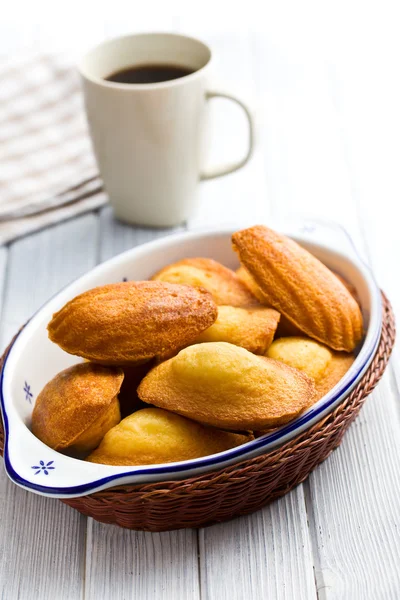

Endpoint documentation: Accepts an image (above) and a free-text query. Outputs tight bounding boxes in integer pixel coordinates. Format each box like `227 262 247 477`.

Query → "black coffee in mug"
105 63 194 84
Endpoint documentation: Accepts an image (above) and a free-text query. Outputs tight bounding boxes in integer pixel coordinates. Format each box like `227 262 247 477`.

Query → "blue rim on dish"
0 224 383 498
0 330 380 496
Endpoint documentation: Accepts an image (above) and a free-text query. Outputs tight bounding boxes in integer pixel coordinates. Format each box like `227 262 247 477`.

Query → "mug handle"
200 90 254 180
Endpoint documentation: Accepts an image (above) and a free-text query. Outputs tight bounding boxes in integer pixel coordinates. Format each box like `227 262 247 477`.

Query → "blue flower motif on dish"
31 460 55 476
24 381 33 403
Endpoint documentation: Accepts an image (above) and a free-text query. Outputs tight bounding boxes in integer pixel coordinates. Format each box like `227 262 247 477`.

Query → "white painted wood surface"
1 4 400 599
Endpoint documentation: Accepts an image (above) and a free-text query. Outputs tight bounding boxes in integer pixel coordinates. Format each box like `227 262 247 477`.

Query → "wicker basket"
0 293 395 531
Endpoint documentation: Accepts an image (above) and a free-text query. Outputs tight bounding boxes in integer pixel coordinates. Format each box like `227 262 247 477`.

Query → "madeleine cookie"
236 265 303 337
152 257 259 307
137 342 315 430
195 305 280 354
48 281 217 365
267 336 355 400
86 408 251 466
232 226 363 351
237 264 359 336
31 363 123 453
236 265 265 304
237 264 359 307
334 272 360 305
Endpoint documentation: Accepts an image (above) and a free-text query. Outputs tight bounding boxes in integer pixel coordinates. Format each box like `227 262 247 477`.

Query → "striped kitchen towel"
0 53 106 244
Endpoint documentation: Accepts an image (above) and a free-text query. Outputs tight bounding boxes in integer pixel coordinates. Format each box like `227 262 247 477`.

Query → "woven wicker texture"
0 293 395 531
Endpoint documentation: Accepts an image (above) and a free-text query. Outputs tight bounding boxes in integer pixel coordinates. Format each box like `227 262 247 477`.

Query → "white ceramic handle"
201 90 254 180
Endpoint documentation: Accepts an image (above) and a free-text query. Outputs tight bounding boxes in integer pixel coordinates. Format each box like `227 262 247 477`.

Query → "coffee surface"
105 63 194 84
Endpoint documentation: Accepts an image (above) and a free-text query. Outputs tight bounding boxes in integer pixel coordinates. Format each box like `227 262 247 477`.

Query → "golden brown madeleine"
267 336 355 400
195 305 280 354
238 264 360 336
232 225 363 352
48 281 218 365
31 363 123 453
315 353 355 399
256 337 354 437
267 336 332 381
235 265 265 304
333 272 361 306
236 265 303 337
152 257 259 307
86 408 251 466
137 342 315 430
238 264 360 307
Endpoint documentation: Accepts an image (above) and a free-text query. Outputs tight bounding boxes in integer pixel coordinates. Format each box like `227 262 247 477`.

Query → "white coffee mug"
79 33 254 227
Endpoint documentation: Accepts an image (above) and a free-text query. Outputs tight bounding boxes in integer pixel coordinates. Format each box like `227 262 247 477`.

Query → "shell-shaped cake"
236 265 265 304
31 363 123 453
267 336 355 400
195 305 280 354
137 342 315 430
48 281 218 365
86 408 250 466
152 257 259 307
236 265 303 337
232 225 363 351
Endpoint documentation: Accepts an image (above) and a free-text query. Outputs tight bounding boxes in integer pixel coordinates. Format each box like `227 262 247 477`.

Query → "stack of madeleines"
31 225 363 466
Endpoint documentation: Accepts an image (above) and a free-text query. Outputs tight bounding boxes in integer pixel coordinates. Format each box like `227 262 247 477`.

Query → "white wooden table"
1 4 400 599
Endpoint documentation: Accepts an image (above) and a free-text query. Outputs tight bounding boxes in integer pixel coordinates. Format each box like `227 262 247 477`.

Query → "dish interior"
0 230 379 494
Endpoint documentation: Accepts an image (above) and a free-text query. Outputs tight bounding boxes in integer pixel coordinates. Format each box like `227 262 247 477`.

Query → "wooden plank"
200 487 317 600
0 215 98 347
183 30 269 229
252 28 400 599
98 205 184 262
0 214 99 600
305 372 400 599
298 24 400 595
85 525 200 600
182 31 317 600
0 247 8 328
251 30 368 258
84 206 200 600
298 113 400 600
322 37 400 389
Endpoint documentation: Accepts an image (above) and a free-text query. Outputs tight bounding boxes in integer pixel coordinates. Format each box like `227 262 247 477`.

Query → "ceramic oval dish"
0 220 382 498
